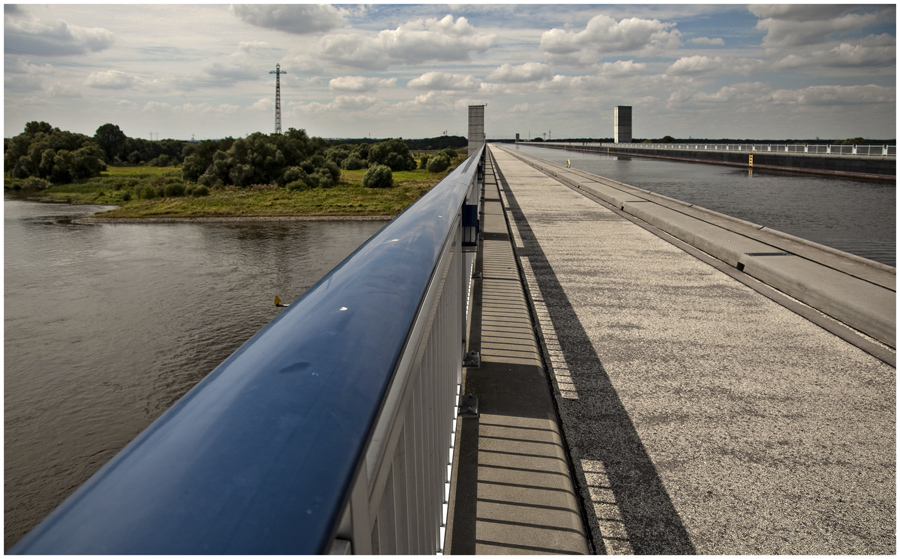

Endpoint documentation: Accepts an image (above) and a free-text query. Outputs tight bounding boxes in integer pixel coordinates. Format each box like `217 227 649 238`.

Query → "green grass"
12 162 459 218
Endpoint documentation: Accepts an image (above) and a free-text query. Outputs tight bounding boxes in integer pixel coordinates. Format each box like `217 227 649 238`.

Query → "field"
8 162 458 219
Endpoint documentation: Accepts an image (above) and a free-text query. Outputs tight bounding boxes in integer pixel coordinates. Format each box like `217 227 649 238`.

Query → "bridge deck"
446 144 895 554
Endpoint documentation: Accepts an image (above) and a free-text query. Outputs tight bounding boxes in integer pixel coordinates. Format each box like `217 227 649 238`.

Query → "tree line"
4 122 466 190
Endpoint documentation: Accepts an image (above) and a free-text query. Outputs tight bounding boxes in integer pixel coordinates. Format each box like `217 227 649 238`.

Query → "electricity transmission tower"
270 63 287 134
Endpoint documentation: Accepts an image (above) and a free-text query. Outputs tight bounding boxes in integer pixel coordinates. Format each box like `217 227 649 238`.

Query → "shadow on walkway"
494 162 696 555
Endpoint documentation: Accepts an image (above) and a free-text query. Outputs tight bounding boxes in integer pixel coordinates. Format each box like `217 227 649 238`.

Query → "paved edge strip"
493 144 897 354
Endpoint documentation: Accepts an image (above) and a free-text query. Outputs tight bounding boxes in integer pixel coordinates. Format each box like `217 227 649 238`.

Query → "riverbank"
79 215 394 223
7 163 456 220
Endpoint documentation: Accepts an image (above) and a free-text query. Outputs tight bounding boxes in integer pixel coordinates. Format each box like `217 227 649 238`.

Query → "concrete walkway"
478 144 895 554
444 150 590 554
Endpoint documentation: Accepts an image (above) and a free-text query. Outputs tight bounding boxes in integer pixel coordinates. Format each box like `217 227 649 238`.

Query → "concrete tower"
468 105 485 153
614 106 632 143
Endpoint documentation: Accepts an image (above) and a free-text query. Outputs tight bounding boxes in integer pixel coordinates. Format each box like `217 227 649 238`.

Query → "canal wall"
531 143 896 180
496 144 896 352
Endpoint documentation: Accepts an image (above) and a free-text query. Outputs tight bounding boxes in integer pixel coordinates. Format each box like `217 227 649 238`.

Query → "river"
512 144 896 267
4 198 388 549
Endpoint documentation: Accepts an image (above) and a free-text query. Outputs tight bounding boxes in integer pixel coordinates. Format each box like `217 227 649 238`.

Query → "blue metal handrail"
11 145 486 555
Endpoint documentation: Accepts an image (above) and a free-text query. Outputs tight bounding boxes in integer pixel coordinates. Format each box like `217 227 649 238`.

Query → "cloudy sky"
4 3 896 142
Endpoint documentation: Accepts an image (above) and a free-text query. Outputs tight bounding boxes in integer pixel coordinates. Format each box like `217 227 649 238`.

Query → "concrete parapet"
608 146 895 179
537 143 896 179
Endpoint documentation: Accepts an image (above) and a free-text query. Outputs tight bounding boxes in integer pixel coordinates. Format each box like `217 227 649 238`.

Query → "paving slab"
489 144 896 555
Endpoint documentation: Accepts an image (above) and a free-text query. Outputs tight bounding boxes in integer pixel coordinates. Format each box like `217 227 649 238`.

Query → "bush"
138 186 158 199
341 154 367 170
20 177 52 190
368 138 416 171
419 155 429 169
164 182 185 197
150 154 172 167
362 164 393 188
426 154 450 173
313 170 335 189
192 185 209 197
438 148 458 160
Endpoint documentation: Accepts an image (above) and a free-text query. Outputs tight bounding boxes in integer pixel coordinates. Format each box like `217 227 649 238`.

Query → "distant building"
615 106 632 143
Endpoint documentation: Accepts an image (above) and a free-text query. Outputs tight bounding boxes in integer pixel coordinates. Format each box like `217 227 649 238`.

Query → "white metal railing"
332 148 484 555
527 141 896 157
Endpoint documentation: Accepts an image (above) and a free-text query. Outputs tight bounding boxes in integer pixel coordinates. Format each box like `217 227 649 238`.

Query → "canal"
512 144 895 267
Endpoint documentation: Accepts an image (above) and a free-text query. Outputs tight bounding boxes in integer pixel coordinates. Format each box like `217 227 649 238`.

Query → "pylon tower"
270 63 287 134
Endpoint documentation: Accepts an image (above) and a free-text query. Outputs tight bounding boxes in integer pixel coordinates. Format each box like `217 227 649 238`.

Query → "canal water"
4 198 388 549
513 144 896 267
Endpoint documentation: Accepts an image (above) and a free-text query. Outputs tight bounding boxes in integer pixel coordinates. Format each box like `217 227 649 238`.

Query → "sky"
4 3 897 142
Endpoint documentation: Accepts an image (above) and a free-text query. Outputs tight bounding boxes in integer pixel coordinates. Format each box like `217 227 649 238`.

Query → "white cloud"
509 102 549 114
689 37 725 46
540 14 682 64
85 70 137 89
774 34 896 71
329 76 397 92
45 83 82 98
238 41 273 55
597 60 647 77
407 71 481 91
668 82 895 111
250 97 274 111
298 95 387 114
487 62 552 83
666 55 727 76
232 5 345 35
769 84 895 106
750 5 885 48
748 4 859 22
312 15 494 70
5 15 114 56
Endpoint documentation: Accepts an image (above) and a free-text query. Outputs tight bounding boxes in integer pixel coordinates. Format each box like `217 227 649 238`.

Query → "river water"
4 198 388 549
513 144 896 267
5 150 896 548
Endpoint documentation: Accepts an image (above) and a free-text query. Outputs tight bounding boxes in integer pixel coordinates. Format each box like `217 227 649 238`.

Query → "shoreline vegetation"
5 121 469 221
6 152 463 221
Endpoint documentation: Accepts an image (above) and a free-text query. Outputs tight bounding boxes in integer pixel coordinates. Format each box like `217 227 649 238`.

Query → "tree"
426 153 450 173
368 138 416 171
94 123 127 163
23 121 53 136
362 164 393 188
